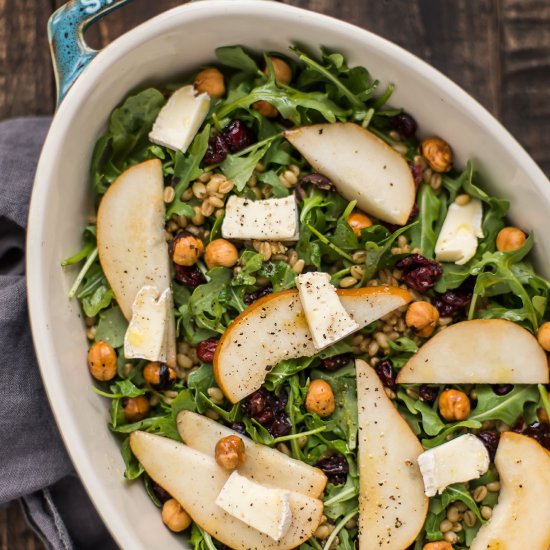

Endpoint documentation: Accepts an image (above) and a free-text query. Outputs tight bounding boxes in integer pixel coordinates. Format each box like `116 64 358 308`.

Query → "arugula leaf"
82 285 114 317
215 45 259 73
469 385 540 425
166 124 211 218
423 385 540 448
91 89 166 194
216 80 348 125
221 139 272 191
121 437 143 480
408 183 441 258
258 260 297 291
95 307 128 348
189 268 232 333
361 223 416 283
231 251 264 286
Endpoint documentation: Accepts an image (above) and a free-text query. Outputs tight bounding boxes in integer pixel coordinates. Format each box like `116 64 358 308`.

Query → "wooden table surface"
1 0 549 548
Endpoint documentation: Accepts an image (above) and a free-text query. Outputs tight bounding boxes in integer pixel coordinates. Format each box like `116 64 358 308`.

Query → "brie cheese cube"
215 471 292 541
221 195 299 241
418 434 490 497
296 272 359 351
149 85 210 153
124 286 172 363
435 198 483 265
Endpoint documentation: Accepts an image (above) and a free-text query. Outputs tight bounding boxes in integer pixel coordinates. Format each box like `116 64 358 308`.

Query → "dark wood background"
1 0 549 547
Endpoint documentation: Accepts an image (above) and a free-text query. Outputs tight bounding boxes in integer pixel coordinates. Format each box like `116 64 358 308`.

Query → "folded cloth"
0 118 117 550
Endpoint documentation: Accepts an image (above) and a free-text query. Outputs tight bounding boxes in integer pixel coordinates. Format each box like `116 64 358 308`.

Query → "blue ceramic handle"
48 0 134 106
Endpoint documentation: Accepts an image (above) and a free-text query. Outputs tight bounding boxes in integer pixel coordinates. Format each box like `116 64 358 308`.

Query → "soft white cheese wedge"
418 434 490 497
124 286 172 363
149 85 210 153
221 195 299 241
215 471 292 542
296 272 359 351
435 198 483 265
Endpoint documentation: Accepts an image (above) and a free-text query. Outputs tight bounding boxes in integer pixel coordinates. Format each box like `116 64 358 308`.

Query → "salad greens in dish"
64 45 550 550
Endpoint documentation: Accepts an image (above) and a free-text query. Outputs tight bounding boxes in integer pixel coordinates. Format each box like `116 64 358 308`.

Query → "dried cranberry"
419 385 438 404
321 353 353 372
203 133 229 165
151 481 172 504
523 422 550 450
269 412 292 437
476 431 500 461
244 285 273 306
375 360 397 390
396 254 442 292
242 388 268 418
316 455 349 485
434 284 473 318
230 422 247 435
299 173 335 191
222 120 254 153
492 384 514 396
196 337 219 363
255 408 275 426
391 112 417 139
174 265 206 288
409 163 424 186
294 183 307 203
242 387 291 433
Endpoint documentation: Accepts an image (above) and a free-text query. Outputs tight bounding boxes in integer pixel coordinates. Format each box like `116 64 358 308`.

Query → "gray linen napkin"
0 117 117 550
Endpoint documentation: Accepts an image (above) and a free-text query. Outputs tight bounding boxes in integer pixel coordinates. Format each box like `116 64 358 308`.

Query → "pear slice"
396 319 549 384
177 410 327 498
356 359 428 550
284 123 415 225
214 286 411 403
97 159 176 367
129 431 323 549
471 432 550 549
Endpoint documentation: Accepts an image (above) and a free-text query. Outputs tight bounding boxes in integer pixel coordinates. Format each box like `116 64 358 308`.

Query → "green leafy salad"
64 45 550 550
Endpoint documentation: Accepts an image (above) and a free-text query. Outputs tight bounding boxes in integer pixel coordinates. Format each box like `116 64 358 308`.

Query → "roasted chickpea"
172 232 204 267
264 56 293 86
162 499 192 532
439 389 470 421
122 396 150 423
537 322 550 351
305 380 336 417
406 301 439 337
87 341 117 381
215 435 246 470
252 100 279 118
423 542 454 550
193 67 225 98
347 211 373 237
205 239 239 268
496 226 526 252
143 362 176 391
421 137 453 173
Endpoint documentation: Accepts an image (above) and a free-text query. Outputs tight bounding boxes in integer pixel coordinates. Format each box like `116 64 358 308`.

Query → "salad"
63 45 550 550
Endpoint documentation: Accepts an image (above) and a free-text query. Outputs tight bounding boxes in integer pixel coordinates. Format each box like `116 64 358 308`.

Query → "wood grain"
0 504 43 550
0 0 549 547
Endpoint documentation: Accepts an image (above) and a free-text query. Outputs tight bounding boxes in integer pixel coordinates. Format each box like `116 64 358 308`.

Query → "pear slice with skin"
284 122 415 225
97 159 176 367
470 432 550 549
129 431 323 550
177 410 327 498
214 286 412 403
396 319 549 384
356 359 428 550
